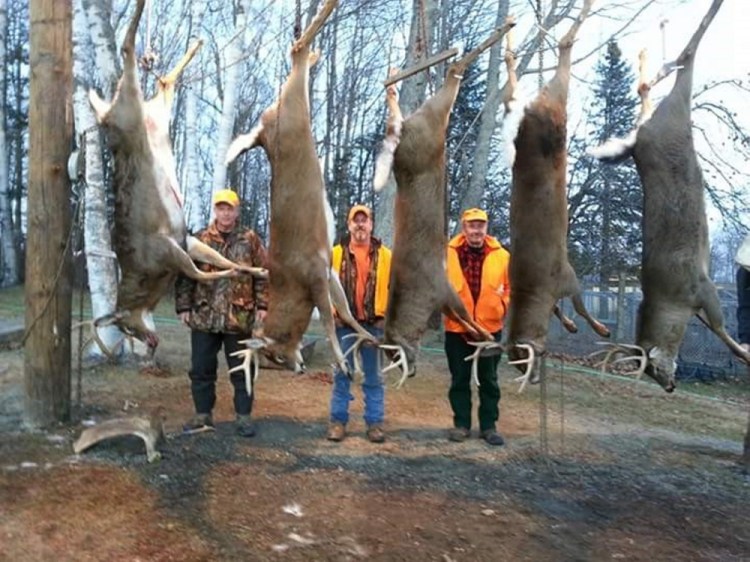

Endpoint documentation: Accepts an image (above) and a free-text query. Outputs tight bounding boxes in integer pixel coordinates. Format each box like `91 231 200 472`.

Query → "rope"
73 126 93 413
535 0 544 91
539 354 549 455
294 0 302 40
140 0 157 71
559 356 565 450
416 0 434 92
21 169 87 347
75 236 85 412
271 6 286 186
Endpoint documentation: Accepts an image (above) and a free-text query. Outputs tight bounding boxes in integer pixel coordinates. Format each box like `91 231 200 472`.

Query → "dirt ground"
1 319 749 562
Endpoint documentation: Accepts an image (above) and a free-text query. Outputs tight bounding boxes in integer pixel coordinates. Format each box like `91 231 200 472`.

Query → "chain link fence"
547 283 745 382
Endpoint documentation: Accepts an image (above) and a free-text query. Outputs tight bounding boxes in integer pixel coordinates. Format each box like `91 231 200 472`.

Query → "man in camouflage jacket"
175 189 268 437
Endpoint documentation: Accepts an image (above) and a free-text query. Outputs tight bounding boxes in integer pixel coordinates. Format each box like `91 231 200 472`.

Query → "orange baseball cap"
213 189 240 208
461 208 488 222
348 204 372 222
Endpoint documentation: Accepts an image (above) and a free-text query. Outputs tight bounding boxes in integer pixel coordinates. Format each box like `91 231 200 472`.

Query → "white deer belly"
150 146 185 235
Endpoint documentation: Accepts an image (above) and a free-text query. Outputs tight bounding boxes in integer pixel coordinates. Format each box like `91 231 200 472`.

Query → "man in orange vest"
328 204 392 443
444 208 510 446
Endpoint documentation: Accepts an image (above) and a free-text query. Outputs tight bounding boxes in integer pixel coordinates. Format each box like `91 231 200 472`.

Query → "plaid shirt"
457 242 488 303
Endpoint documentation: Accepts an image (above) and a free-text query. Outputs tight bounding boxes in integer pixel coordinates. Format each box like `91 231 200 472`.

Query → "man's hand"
741 343 750 354
255 310 267 324
179 312 191 325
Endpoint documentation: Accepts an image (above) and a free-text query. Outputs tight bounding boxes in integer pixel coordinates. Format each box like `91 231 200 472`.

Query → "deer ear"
88 90 111 123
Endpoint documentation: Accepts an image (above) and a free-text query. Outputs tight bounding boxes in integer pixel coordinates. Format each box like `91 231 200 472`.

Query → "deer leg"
435 15 515 117
156 40 203 103
442 293 493 341
553 303 578 333
292 0 338 53
185 235 267 278
88 0 144 123
312 279 349 376
162 237 241 282
328 272 377 343
569 293 610 337
696 283 750 363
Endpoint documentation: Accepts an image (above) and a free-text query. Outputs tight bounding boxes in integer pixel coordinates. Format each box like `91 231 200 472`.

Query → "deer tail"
586 129 637 163
501 97 524 167
226 123 263 165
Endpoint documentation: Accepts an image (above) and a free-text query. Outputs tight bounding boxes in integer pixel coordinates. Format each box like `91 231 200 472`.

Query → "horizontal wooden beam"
383 48 459 87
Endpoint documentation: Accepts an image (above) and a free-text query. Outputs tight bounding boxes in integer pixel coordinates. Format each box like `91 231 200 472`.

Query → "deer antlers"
588 342 649 378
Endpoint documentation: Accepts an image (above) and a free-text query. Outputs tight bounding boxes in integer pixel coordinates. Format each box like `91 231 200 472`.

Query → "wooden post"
24 0 74 427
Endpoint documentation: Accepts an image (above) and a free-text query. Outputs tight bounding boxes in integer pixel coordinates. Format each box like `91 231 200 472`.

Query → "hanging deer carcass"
87 0 266 358
225 0 375 382
372 19 516 385
588 0 750 392
504 0 610 391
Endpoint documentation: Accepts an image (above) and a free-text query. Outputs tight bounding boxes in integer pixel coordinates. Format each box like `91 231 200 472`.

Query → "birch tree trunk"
25 0 73 427
182 1 207 232
83 0 119 95
374 0 435 247
72 0 121 356
0 0 19 287
210 0 251 196
458 0 511 219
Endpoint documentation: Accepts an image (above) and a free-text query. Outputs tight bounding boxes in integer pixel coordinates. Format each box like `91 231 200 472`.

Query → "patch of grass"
512 361 748 442
0 284 181 325
0 284 24 319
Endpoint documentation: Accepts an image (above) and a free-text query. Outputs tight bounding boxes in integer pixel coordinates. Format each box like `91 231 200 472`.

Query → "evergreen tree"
569 40 642 288
446 58 486 227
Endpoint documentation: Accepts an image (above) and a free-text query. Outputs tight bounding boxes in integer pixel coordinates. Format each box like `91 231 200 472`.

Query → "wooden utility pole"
24 0 73 427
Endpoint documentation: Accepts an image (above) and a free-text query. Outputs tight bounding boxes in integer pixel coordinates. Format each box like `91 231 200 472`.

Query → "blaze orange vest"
331 242 391 318
444 234 511 333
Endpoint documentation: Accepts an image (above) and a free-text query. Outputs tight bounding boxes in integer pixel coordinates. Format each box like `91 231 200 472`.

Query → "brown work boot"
448 427 470 442
480 429 505 447
366 425 386 443
327 422 346 442
235 415 256 438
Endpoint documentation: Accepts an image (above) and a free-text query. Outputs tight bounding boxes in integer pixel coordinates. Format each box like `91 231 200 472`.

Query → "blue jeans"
329 324 384 426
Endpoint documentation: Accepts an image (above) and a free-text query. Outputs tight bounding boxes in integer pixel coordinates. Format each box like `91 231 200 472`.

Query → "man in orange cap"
328 204 392 443
444 208 510 446
175 188 268 437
